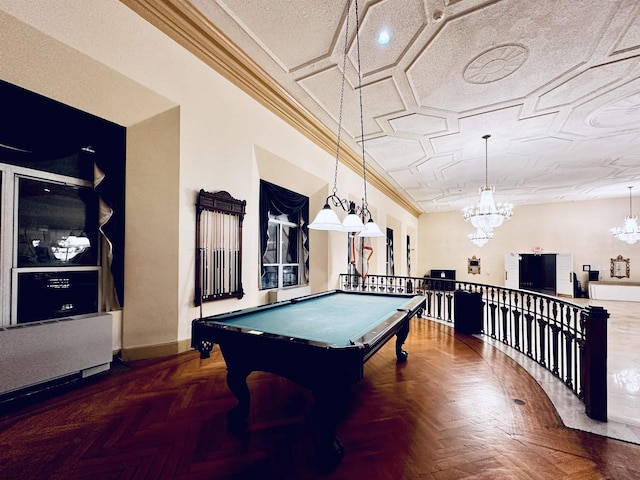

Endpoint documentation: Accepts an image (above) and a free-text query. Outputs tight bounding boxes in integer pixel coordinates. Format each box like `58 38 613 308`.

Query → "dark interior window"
16 271 99 324
17 177 98 267
0 78 126 308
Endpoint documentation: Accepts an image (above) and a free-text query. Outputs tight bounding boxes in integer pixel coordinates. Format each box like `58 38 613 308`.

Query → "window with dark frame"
407 234 411 277
259 180 309 290
386 227 394 276
14 176 100 324
0 79 126 326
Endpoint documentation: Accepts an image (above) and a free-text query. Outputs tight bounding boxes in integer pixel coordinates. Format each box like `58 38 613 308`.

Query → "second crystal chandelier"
463 134 513 239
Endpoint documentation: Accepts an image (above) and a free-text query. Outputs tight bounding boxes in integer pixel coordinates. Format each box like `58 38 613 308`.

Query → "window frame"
386 227 395 276
261 213 304 290
0 164 100 326
259 180 309 291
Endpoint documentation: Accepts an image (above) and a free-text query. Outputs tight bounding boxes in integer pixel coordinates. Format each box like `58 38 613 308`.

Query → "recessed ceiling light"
377 30 390 45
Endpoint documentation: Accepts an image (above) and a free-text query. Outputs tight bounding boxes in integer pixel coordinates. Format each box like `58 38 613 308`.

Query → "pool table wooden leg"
225 368 250 430
312 387 348 472
395 319 410 363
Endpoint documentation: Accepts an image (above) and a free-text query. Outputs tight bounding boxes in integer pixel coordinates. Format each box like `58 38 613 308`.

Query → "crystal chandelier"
468 228 493 247
611 186 640 245
463 134 513 233
308 0 383 237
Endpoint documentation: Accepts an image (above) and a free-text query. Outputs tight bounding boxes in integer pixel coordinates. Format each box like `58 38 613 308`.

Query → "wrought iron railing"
339 273 609 421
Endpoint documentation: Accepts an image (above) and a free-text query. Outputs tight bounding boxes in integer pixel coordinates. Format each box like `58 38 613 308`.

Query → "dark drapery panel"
259 180 309 283
91 136 126 307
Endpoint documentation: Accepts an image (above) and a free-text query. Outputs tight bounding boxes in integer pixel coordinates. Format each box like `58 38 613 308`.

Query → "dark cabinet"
429 269 456 291
454 290 483 334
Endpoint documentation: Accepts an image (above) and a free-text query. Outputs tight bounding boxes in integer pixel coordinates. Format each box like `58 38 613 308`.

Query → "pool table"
191 289 425 470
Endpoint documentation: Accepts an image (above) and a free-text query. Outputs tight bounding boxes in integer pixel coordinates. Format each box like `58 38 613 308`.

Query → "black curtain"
92 142 126 306
259 180 309 283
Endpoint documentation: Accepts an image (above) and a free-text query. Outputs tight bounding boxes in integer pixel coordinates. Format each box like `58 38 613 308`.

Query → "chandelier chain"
307 0 383 236
353 0 369 213
331 0 351 197
483 133 490 187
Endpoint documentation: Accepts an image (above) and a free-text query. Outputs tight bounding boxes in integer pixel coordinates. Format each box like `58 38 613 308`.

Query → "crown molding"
119 0 420 217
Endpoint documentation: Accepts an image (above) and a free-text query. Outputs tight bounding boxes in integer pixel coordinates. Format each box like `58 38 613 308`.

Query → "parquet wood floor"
1 318 638 479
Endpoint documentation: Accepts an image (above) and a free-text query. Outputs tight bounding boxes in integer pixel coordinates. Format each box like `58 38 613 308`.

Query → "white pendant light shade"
309 203 343 231
358 218 384 237
341 211 365 232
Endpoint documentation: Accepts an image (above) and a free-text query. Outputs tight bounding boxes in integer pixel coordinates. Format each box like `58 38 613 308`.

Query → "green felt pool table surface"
203 291 418 346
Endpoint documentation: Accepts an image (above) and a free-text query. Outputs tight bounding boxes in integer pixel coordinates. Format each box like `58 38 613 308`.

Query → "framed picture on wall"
582 265 591 272
468 256 480 275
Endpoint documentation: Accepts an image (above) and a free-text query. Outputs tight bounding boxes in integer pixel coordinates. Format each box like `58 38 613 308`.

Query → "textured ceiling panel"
389 113 448 136
364 135 425 170
612 8 640 54
536 61 635 111
349 0 427 76
180 0 640 213
407 0 616 113
212 0 343 71
299 67 404 138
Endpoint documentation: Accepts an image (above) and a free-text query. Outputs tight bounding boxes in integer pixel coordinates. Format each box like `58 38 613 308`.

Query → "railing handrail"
339 273 609 421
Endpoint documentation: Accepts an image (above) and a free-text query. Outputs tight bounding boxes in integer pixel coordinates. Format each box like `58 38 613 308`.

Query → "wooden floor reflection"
567 299 640 438
430 295 640 446
1 311 639 479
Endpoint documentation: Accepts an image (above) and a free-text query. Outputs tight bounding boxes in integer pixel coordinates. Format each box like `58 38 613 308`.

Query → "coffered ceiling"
127 0 640 214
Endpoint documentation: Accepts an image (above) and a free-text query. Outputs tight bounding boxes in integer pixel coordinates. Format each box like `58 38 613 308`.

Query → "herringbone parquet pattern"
1 318 638 479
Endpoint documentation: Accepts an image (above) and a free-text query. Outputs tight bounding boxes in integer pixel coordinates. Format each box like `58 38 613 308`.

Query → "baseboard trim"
120 339 192 361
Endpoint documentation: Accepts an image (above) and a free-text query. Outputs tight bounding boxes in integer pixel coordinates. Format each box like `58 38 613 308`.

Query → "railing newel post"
581 306 609 422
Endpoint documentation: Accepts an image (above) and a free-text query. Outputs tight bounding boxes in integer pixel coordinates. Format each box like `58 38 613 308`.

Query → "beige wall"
125 108 181 350
0 0 419 358
419 198 640 287
2 0 636 360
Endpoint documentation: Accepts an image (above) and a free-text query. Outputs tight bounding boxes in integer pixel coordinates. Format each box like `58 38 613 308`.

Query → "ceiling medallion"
589 92 640 128
463 44 529 84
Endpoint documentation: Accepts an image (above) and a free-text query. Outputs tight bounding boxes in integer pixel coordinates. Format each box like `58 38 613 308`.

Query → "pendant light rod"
483 134 490 187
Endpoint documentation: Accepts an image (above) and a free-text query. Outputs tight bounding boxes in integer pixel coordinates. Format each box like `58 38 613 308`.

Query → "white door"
504 254 519 289
556 253 574 297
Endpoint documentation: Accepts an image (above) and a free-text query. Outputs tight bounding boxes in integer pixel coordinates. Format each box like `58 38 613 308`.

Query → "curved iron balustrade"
339 273 609 422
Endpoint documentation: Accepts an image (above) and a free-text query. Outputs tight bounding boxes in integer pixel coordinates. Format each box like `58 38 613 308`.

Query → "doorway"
519 254 556 295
